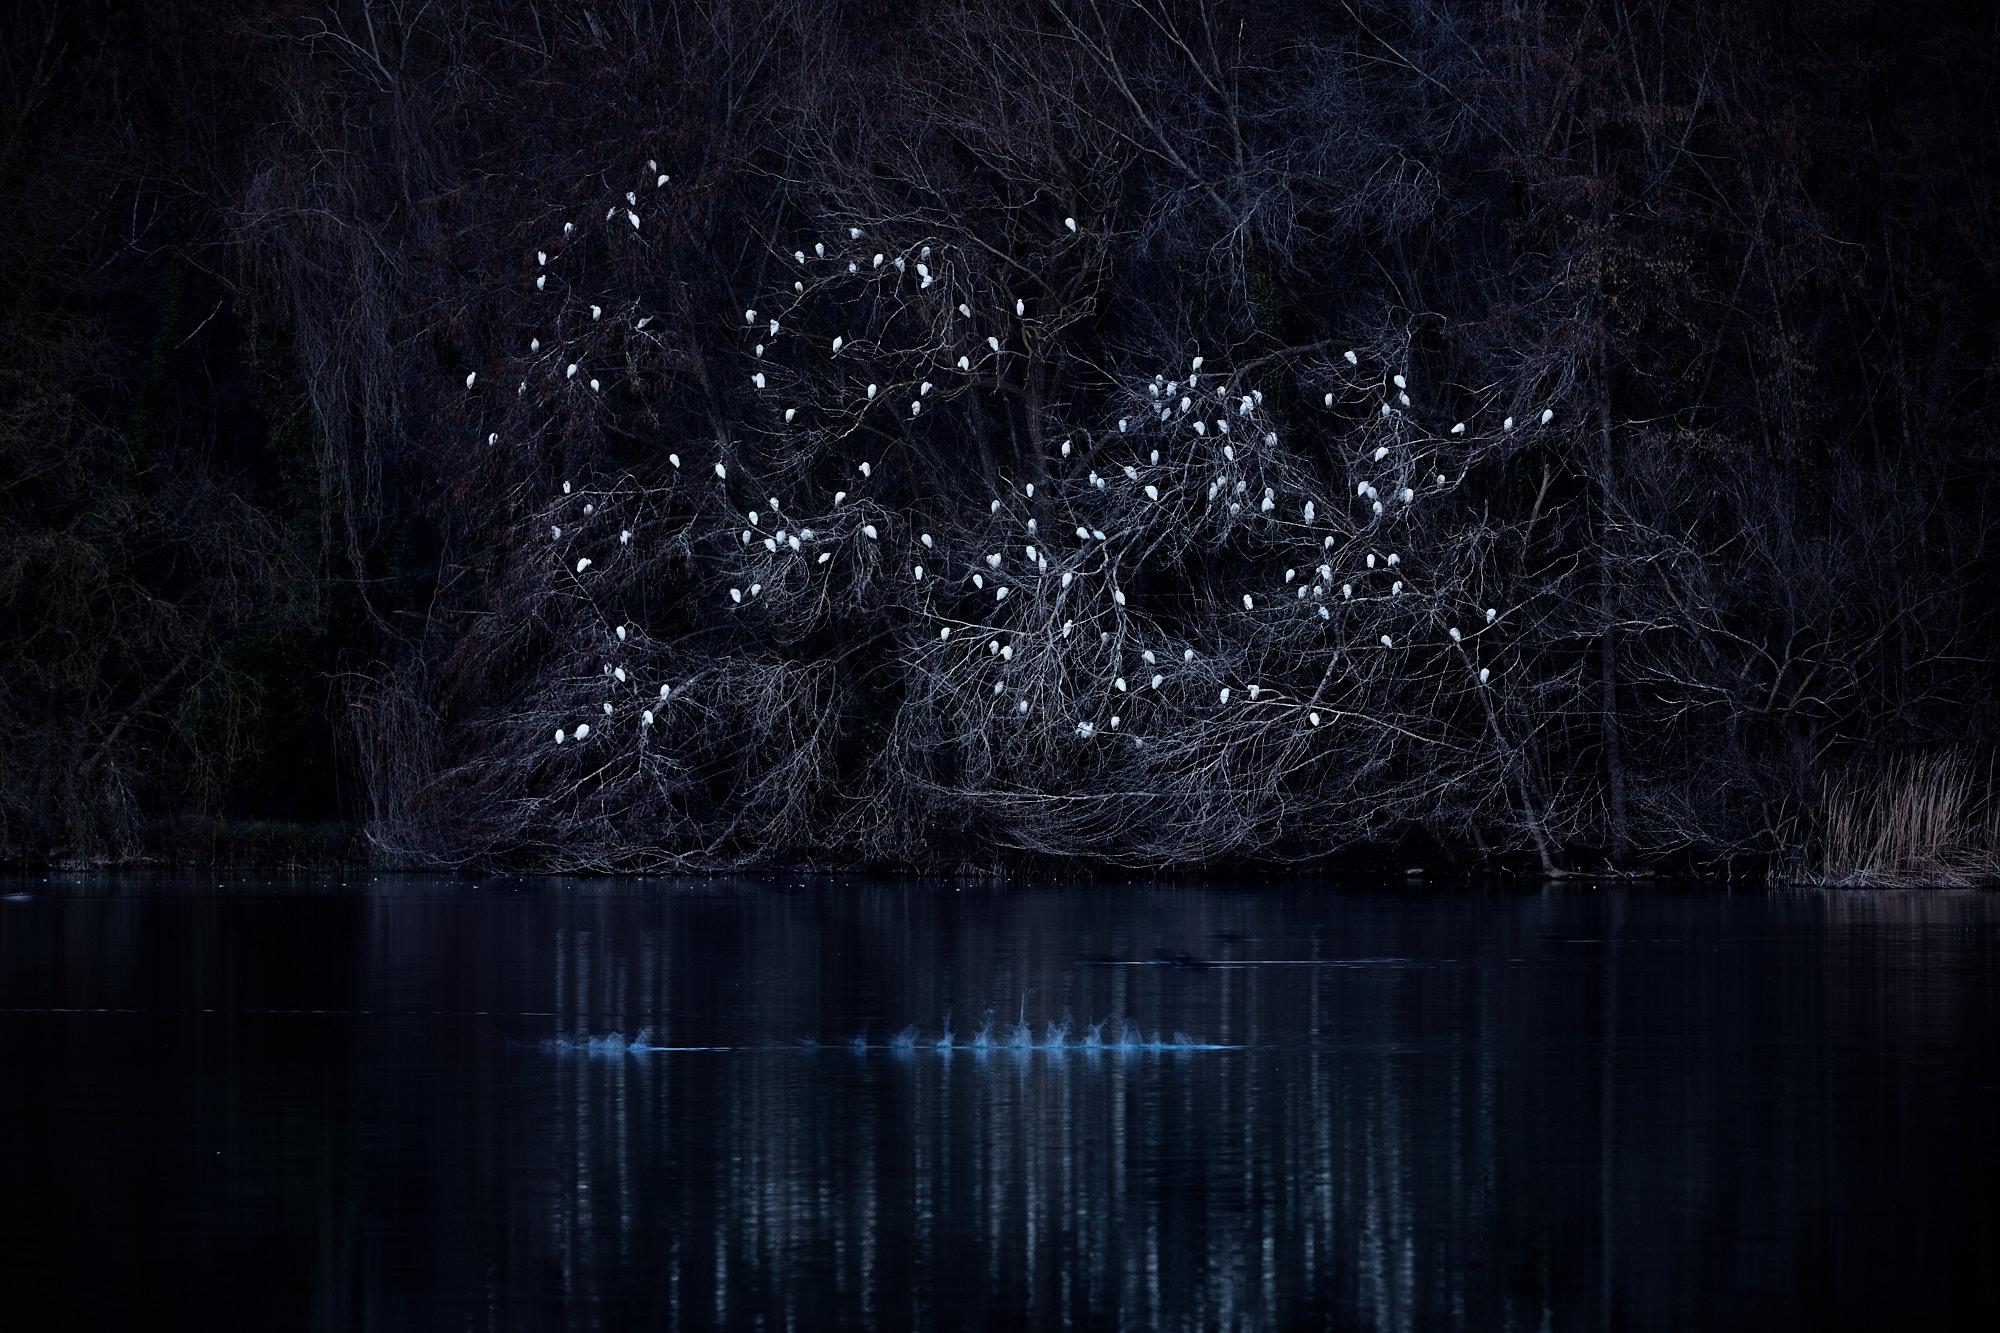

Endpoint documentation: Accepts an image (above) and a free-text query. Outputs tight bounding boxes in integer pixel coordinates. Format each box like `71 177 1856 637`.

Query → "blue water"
1 875 1996 1328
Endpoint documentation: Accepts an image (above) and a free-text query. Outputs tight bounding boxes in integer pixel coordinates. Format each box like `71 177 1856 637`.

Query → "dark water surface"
2 876 1995 1329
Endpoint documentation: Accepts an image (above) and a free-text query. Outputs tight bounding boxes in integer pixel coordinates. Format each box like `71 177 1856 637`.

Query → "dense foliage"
4 0 1996 873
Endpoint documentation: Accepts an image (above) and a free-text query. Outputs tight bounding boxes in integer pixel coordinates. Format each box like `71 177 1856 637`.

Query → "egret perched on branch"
574 723 590 739
1486 607 1497 623
1479 667 1491 684
1541 408 1555 425
464 372 477 389
863 524 879 540
1065 216 1077 232
575 557 592 573
555 729 566 745
715 462 728 480
1344 350 1358 365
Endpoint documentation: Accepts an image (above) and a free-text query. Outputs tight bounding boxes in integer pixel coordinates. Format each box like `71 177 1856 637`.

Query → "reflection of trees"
18 881 1977 1328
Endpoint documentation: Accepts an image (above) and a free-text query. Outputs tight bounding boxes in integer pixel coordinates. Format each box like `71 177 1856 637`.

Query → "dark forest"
4 0 1997 879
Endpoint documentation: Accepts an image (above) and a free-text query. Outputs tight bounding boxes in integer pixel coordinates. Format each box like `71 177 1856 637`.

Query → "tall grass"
1790 751 2000 887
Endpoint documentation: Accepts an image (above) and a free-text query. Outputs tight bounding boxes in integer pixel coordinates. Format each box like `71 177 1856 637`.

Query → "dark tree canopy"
3 0 1996 877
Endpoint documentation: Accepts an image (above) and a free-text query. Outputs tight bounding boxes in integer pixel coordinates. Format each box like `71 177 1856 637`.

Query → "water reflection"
1 879 1995 1328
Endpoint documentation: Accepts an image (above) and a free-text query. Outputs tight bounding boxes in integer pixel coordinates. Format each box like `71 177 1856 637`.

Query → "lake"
2 876 1995 1328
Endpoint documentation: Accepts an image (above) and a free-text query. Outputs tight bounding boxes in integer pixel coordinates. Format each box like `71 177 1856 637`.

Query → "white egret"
1504 416 1514 430
784 408 797 423
715 462 728 480
464 372 477 389
1541 408 1555 425
920 532 934 548
555 728 566 745
866 383 877 399
1344 350 1358 365
1486 607 1497 622
863 524 879 539
1015 298 1025 316
910 400 921 417
574 723 590 740
1479 667 1490 684
1065 216 1077 232
642 710 654 727
670 453 681 468
832 336 844 353
1219 688 1231 703
575 557 592 573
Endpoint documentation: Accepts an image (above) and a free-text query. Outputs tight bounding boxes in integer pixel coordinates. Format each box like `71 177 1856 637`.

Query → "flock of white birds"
461 160 1554 755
